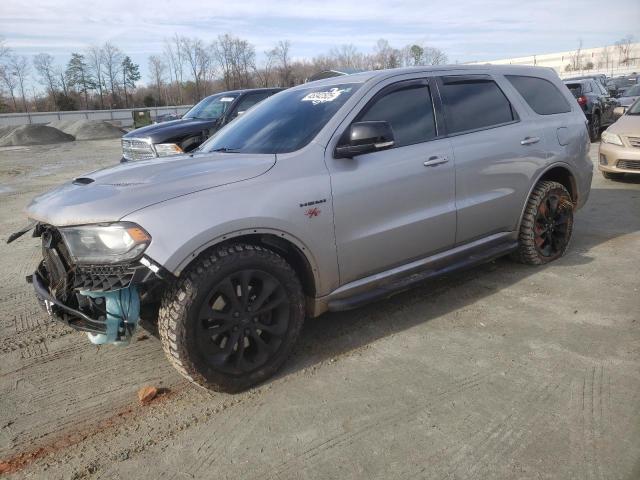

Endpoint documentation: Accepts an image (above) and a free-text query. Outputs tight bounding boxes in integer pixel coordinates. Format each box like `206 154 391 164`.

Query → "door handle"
423 156 449 167
520 136 540 146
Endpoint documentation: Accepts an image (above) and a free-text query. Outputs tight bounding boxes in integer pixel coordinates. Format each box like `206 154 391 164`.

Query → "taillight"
577 96 587 106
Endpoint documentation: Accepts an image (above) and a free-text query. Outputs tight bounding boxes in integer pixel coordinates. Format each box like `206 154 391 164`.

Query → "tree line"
0 35 447 113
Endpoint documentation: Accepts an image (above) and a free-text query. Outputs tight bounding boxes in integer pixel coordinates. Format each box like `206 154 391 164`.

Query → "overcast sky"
1 0 638 81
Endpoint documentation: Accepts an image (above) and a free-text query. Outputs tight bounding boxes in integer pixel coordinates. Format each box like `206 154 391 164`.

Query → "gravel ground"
0 140 639 479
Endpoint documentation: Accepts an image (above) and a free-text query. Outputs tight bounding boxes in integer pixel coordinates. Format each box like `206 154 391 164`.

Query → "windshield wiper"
211 147 241 153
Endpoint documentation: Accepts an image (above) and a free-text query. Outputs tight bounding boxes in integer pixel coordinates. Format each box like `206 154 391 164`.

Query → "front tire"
158 244 305 393
512 181 574 265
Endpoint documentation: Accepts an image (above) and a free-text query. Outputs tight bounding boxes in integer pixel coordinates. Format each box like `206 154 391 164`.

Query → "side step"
327 240 518 312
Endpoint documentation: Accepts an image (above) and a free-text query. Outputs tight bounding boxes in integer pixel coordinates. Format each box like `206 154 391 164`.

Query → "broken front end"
27 222 166 345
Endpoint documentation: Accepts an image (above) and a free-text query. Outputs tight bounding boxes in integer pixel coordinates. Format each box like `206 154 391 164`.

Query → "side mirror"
335 121 395 158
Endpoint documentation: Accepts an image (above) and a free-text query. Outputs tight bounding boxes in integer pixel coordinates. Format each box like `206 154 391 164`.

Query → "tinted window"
232 92 271 119
439 76 516 134
201 84 361 154
565 83 583 97
359 82 436 147
506 75 571 115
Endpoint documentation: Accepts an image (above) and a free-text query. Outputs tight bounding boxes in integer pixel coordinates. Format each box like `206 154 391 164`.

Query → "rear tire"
512 181 574 265
602 171 624 181
158 244 305 393
589 113 601 142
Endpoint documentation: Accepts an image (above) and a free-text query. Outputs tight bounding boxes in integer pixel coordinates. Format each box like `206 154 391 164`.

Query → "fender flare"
171 226 323 292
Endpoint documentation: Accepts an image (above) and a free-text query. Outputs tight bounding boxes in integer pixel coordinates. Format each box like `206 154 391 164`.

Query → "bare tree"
33 53 59 109
164 35 185 104
273 40 292 86
148 55 167 105
597 45 612 71
10 55 30 112
101 42 123 107
0 64 18 111
374 39 401 69
87 46 105 108
180 37 208 100
615 35 634 66
329 44 366 69
423 46 448 65
212 34 255 90
254 48 278 87
569 39 583 71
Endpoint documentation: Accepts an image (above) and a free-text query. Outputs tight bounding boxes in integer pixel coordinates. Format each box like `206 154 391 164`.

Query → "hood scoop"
73 177 95 185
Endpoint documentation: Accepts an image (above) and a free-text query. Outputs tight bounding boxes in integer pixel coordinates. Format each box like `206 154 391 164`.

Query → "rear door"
328 77 456 283
436 73 549 244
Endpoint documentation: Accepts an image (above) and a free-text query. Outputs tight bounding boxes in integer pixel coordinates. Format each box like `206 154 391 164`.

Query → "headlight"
601 130 623 146
154 143 183 157
59 222 151 264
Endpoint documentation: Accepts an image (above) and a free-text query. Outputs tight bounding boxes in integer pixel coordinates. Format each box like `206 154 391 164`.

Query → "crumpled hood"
27 152 275 226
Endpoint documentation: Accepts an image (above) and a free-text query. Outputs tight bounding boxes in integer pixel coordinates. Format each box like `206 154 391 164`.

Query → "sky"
1 0 638 85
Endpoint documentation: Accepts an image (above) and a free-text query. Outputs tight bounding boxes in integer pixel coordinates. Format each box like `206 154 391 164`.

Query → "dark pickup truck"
121 88 282 162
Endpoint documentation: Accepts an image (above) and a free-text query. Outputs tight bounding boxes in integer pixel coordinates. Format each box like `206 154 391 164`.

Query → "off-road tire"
512 181 574 265
158 244 305 393
601 171 624 181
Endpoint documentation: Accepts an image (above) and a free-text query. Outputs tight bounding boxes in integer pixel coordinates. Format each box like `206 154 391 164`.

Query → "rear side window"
439 75 516 134
506 75 571 115
359 82 436 147
231 92 271 119
565 83 583 97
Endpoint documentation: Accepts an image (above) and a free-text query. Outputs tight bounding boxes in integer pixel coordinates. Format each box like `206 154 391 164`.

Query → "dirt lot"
0 140 639 479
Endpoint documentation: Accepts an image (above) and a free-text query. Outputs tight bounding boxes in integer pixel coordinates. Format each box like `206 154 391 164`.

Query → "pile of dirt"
48 120 125 140
0 125 74 147
0 125 16 138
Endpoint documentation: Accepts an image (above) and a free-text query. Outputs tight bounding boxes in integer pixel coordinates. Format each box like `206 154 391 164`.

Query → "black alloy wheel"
196 269 290 375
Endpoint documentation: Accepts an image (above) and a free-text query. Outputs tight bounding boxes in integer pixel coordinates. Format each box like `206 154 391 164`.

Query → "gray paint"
26 64 593 306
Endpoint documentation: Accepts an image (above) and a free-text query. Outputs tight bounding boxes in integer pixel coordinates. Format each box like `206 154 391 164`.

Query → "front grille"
627 136 640 148
617 159 640 170
121 138 156 161
73 264 139 291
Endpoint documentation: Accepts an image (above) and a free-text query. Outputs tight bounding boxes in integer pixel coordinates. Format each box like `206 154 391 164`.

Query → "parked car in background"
564 78 618 141
613 84 640 117
18 65 592 392
599 97 640 180
606 75 639 98
120 88 282 161
566 74 607 89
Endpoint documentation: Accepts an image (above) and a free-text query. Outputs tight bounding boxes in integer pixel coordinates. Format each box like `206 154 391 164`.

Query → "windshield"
184 94 237 120
624 85 640 97
200 83 362 154
628 98 640 115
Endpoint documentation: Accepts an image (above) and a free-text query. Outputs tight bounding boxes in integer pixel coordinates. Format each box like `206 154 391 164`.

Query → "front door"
328 78 457 284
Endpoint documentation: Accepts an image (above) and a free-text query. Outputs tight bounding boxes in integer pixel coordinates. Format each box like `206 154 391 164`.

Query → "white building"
468 43 640 78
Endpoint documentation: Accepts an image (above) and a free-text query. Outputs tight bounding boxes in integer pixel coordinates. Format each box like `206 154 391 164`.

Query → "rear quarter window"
439 75 517 134
565 83 583 98
506 75 571 115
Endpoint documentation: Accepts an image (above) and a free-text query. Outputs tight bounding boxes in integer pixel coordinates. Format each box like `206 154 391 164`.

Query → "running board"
327 237 518 312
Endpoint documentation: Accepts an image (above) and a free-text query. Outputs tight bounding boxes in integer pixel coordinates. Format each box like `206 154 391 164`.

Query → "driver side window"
358 81 437 147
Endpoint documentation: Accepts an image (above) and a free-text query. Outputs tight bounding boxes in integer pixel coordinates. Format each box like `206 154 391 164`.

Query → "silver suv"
16 65 592 392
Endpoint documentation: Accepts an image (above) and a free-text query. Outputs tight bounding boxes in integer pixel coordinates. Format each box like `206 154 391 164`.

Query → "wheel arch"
517 163 578 229
174 229 319 299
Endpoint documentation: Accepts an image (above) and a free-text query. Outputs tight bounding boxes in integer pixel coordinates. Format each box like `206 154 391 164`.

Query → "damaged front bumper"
27 222 167 344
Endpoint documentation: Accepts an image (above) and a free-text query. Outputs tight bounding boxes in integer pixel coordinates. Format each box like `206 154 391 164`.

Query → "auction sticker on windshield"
220 97 235 102
302 87 350 105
